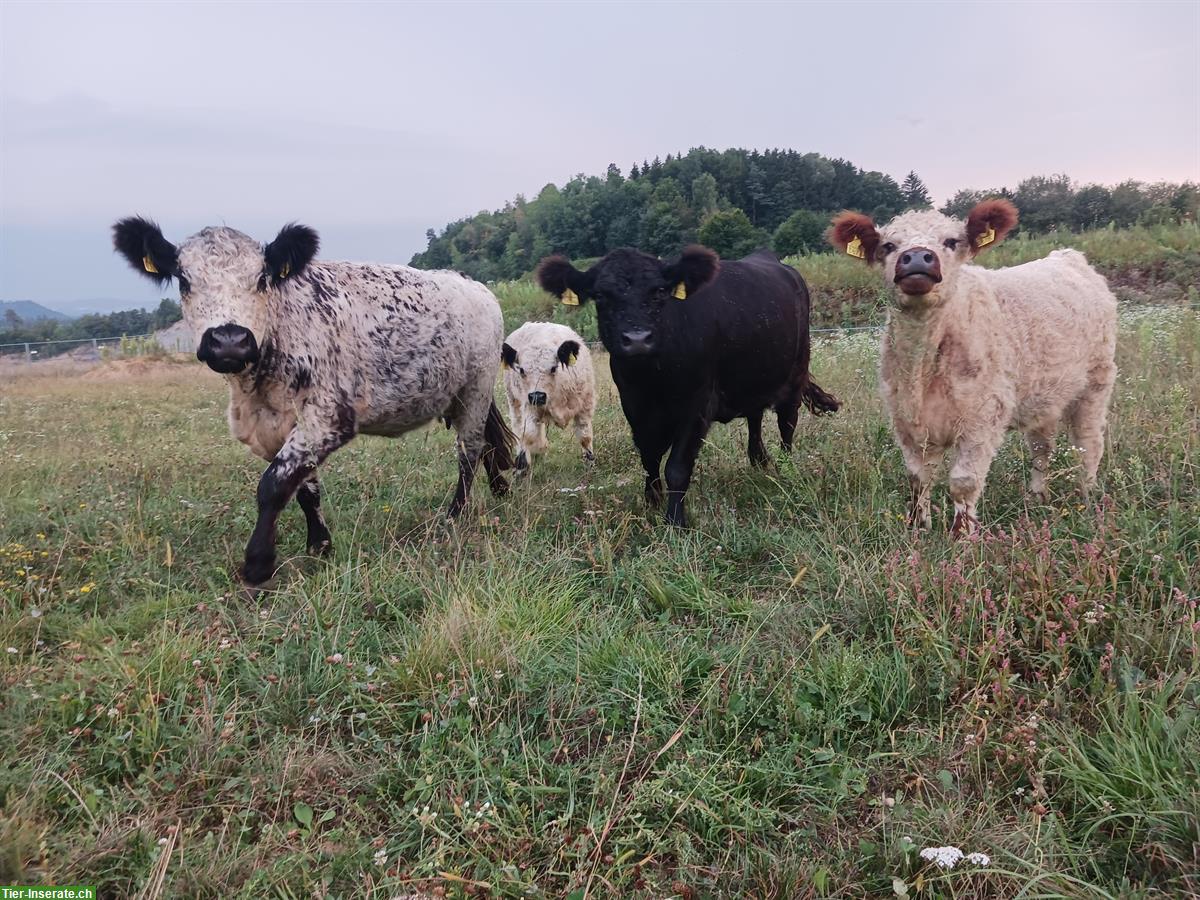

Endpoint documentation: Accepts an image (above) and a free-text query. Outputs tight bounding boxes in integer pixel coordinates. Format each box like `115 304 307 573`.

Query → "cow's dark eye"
943 238 959 250
517 366 525 376
177 274 191 296
882 242 896 254
549 365 558 375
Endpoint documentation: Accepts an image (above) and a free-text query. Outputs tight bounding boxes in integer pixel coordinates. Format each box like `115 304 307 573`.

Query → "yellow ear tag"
975 226 996 249
673 283 687 300
561 288 579 306
279 262 291 279
142 255 158 274
845 236 865 259
567 353 577 366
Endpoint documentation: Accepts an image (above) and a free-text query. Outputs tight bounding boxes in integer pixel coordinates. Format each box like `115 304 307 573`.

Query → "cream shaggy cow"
829 200 1117 535
501 322 596 469
112 217 514 587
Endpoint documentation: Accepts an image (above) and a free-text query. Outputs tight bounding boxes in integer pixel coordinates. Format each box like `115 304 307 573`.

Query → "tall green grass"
0 308 1196 898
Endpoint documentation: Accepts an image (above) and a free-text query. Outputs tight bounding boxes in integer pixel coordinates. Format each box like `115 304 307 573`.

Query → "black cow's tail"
483 400 516 471
802 379 841 415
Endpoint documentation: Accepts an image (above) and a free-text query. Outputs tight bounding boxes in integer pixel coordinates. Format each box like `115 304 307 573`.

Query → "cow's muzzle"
618 329 656 356
198 324 259 374
528 391 548 407
894 247 942 296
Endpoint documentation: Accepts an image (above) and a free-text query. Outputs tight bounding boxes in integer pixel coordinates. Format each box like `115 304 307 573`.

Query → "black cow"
536 245 839 526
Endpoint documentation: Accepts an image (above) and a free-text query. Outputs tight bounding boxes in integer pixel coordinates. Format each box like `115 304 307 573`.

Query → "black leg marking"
296 478 333 556
747 409 769 468
448 449 479 518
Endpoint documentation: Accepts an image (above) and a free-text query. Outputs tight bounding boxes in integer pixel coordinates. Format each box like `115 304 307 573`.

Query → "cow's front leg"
899 442 944 531
296 477 333 557
242 425 351 587
664 417 711 527
947 435 1001 538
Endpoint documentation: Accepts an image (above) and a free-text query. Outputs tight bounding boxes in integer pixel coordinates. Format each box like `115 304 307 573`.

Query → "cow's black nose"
893 246 942 295
528 391 548 406
197 324 259 374
900 249 936 266
619 329 656 355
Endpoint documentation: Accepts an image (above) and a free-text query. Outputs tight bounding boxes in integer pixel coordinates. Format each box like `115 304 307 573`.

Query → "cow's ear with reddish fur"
662 245 719 298
828 212 880 264
536 255 595 304
965 199 1018 255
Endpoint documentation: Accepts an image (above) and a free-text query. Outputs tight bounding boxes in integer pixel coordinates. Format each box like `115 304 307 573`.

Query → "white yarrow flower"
966 852 991 866
920 846 964 869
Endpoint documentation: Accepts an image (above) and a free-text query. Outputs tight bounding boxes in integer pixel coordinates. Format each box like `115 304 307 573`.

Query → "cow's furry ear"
264 223 319 286
112 216 177 285
966 199 1018 255
536 255 595 303
556 339 581 366
663 245 719 297
501 342 518 369
828 212 880 263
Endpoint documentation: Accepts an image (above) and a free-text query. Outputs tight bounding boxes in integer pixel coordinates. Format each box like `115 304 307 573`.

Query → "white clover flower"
920 846 964 869
6 647 17 654
468 696 479 709
29 607 42 618
373 848 388 867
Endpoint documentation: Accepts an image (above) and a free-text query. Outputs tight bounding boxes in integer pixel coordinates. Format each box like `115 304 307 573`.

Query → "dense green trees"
411 148 1197 281
0 298 182 346
411 147 909 279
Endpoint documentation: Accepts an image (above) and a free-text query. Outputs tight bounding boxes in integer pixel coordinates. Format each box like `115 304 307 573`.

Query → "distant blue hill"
1 300 73 322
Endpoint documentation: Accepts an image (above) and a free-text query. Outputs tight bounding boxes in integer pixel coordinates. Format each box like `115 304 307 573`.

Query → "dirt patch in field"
80 354 200 382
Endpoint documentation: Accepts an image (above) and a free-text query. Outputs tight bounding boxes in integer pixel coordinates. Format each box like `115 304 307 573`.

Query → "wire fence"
0 333 195 366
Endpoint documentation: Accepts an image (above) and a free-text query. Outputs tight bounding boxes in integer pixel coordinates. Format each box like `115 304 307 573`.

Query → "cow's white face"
112 217 320 375
502 337 582 408
829 200 1019 312
873 210 972 308
177 227 271 357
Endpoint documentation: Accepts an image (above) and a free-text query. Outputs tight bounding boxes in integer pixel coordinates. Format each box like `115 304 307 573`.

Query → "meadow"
1 263 1198 896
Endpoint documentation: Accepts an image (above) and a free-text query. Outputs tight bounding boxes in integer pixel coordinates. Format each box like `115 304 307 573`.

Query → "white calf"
501 322 596 469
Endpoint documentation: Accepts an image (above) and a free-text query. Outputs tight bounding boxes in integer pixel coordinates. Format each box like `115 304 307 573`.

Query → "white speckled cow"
112 217 514 587
829 200 1117 535
501 321 596 470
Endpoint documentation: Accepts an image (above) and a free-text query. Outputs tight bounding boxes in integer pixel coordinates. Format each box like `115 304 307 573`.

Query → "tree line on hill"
409 147 1199 281
0 298 182 346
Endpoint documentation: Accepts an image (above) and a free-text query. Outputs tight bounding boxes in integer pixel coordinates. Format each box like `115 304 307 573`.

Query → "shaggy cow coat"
112 217 513 587
829 200 1118 534
501 322 596 469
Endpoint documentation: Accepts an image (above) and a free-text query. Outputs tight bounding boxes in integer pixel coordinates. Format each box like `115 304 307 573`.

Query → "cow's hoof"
950 511 979 539
239 555 277 589
644 477 663 507
583 450 596 464
307 539 334 558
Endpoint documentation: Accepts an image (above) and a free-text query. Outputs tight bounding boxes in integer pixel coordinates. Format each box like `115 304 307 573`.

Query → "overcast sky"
1 0 1197 313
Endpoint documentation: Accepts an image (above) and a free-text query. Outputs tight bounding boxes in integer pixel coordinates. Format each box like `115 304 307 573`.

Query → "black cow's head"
535 246 719 358
112 216 319 374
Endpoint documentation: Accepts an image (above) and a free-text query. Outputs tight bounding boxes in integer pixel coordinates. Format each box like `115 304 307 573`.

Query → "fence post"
92 338 98 353
25 343 31 365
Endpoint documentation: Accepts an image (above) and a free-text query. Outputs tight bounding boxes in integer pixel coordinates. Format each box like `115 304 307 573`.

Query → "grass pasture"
0 307 1197 898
